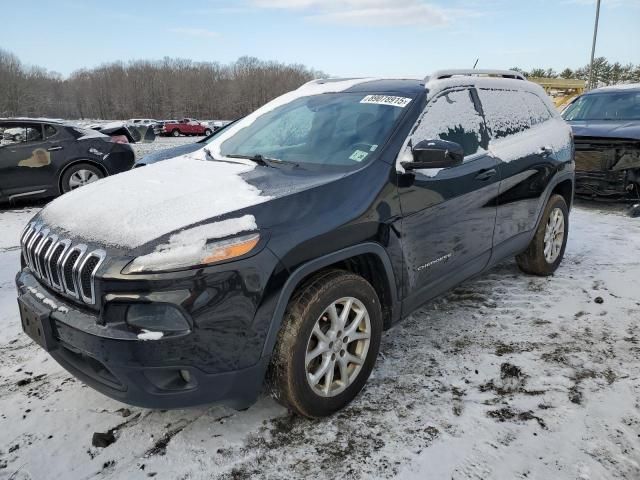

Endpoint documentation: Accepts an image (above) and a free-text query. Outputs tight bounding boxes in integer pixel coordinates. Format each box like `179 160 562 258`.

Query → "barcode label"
360 95 412 108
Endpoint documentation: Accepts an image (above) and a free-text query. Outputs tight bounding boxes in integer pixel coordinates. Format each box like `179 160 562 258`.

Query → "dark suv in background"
15 70 574 418
562 84 640 199
0 118 134 202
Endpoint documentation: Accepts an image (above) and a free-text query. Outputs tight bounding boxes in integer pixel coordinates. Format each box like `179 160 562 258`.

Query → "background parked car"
161 118 212 137
129 118 162 135
135 119 238 167
562 84 640 199
88 121 156 144
0 118 134 202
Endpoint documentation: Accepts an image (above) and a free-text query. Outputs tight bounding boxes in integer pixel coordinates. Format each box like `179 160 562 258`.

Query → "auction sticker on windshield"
360 95 412 108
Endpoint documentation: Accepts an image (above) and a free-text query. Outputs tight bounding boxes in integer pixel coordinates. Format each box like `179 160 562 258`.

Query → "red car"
162 118 212 137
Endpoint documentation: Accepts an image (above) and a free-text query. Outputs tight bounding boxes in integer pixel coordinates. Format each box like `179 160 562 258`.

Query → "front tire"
204 129 212 136
269 270 382 418
516 194 569 276
171 129 180 137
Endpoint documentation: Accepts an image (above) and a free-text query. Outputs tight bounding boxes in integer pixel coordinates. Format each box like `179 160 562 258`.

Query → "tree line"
512 57 640 86
0 48 324 120
2 48 639 121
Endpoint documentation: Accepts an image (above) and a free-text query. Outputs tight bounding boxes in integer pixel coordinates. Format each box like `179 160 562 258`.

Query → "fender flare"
532 170 575 233
261 242 399 358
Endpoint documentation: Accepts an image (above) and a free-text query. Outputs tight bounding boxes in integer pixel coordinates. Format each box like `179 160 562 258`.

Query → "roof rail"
427 69 526 82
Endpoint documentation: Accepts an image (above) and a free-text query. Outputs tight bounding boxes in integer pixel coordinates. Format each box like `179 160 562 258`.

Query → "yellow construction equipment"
529 78 586 110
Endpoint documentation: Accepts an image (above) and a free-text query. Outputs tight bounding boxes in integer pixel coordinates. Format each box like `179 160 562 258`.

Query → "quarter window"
409 89 488 158
44 124 58 139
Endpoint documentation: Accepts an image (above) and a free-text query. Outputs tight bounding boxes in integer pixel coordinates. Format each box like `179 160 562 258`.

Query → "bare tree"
0 49 325 119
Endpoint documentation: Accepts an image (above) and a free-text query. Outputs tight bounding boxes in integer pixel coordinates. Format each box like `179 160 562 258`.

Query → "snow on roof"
40 157 268 248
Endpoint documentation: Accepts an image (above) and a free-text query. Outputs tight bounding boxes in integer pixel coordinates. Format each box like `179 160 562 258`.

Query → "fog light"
126 304 190 333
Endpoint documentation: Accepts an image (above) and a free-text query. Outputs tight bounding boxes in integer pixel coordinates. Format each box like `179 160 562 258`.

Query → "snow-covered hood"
38 155 343 250
568 120 640 141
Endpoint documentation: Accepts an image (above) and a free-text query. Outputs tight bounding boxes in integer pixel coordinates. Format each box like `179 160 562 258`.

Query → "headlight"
123 233 260 273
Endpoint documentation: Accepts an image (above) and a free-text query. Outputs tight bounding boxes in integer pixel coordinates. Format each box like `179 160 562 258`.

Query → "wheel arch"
57 159 108 194
261 243 400 359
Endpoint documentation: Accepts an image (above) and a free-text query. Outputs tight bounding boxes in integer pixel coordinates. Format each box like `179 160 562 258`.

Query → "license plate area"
18 295 57 351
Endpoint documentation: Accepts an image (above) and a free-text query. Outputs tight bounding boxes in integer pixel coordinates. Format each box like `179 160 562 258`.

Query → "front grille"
20 223 106 306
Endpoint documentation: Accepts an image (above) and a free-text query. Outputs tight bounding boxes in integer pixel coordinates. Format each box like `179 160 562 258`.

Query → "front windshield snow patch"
197 77 378 163
41 158 268 248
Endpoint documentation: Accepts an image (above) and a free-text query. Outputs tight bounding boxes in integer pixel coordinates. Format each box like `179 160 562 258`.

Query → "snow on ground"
1 174 640 479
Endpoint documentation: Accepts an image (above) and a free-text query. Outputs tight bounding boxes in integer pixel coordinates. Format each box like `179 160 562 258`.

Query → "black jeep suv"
15 70 574 418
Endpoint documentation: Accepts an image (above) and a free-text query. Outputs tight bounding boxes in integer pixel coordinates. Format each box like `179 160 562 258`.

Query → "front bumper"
15 270 270 409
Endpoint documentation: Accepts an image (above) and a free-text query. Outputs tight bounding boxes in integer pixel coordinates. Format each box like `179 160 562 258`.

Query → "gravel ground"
0 140 639 479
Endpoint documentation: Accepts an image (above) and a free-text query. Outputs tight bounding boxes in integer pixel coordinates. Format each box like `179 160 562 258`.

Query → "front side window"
0 123 43 146
219 93 410 168
562 92 640 121
409 88 487 157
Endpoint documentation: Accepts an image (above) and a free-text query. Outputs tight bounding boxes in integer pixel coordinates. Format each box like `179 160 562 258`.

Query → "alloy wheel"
543 207 565 263
305 297 371 397
68 169 100 189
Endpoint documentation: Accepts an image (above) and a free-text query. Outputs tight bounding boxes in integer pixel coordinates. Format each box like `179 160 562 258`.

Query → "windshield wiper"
226 154 298 169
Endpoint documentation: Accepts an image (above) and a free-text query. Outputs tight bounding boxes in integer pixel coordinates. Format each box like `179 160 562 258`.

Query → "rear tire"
516 194 569 276
60 163 104 193
268 270 382 418
204 129 212 136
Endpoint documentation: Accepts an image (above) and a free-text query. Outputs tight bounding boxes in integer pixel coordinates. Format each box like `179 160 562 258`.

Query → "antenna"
473 58 479 69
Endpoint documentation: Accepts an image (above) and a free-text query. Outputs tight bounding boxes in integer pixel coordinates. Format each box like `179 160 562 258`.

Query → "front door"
397 87 501 313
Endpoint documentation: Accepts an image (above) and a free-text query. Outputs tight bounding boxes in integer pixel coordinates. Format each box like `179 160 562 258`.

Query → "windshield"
218 93 411 167
562 91 640 121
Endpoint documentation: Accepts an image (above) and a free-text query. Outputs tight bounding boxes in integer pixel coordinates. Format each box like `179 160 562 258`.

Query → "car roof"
585 83 640 94
0 117 65 124
336 78 427 95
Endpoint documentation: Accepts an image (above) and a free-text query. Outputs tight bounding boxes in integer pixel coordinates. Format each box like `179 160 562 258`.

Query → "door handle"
474 168 497 181
47 146 63 151
539 146 552 157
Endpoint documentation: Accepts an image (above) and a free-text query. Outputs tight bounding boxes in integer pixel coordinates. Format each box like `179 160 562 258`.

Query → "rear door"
476 88 561 247
397 87 501 312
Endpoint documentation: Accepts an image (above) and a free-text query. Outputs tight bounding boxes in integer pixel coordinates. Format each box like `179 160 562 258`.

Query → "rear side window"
410 88 488 158
522 92 553 126
478 89 553 139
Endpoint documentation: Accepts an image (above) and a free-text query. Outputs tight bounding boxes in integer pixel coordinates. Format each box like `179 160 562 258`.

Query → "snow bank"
41 158 268 248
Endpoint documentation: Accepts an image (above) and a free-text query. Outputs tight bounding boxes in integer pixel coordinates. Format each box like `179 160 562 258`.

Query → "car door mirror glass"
403 139 464 170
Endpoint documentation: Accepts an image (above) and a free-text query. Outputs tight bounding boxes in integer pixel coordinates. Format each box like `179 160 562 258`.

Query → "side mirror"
401 139 464 171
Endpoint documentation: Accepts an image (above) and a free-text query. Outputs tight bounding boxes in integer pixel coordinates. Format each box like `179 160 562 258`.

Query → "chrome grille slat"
20 224 104 306
33 229 51 278
78 250 106 304
25 225 44 272
42 234 59 285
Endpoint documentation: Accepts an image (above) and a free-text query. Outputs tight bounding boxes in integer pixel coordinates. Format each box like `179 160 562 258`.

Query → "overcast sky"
1 0 638 77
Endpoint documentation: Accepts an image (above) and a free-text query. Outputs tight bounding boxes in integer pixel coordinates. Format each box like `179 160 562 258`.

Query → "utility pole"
587 0 601 90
